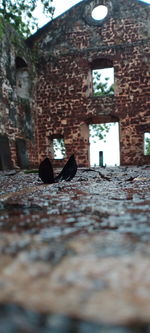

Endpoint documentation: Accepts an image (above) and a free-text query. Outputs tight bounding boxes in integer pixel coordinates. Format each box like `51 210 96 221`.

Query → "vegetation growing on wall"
0 16 5 39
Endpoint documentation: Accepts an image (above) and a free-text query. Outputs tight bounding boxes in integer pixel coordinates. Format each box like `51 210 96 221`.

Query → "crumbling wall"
0 18 37 169
28 0 150 167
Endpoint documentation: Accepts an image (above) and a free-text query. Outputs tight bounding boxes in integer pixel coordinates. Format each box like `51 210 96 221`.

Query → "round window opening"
92 5 108 21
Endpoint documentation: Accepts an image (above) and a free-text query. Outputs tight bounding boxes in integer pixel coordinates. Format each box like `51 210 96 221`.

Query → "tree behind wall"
0 0 54 37
145 137 150 155
90 71 115 141
93 71 114 97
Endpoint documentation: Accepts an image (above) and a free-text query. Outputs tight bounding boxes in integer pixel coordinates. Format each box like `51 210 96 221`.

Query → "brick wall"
28 0 150 167
0 0 150 169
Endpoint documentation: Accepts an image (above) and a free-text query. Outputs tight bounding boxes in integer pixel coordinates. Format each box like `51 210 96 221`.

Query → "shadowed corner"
39 154 78 184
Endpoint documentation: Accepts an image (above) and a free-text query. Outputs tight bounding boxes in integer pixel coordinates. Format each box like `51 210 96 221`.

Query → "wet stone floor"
0 166 150 332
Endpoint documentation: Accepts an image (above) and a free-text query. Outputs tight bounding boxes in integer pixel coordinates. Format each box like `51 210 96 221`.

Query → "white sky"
34 0 83 28
53 0 83 18
90 123 120 166
35 0 150 28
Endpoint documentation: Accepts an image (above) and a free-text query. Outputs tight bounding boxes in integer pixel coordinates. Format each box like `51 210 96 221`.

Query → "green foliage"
93 71 114 96
0 0 55 37
90 123 111 142
91 70 114 140
24 169 38 174
53 138 66 159
145 137 150 155
0 16 5 39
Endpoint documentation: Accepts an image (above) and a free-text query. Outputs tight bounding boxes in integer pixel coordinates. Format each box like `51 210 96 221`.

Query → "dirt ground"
0 165 150 332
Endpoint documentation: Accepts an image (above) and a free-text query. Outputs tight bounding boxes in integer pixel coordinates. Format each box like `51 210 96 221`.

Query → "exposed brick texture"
28 0 150 167
0 0 150 169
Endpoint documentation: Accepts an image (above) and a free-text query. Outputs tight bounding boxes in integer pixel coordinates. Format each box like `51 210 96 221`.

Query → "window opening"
144 132 150 155
53 138 66 159
16 57 27 69
15 57 30 99
92 5 108 21
92 67 114 96
89 122 120 166
16 139 29 169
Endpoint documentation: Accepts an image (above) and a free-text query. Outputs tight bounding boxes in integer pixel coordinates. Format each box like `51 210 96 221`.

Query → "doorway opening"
89 122 120 166
15 57 30 99
0 135 12 170
16 138 29 169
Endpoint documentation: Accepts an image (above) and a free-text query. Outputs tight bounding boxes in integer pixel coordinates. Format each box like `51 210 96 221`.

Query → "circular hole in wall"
92 5 108 21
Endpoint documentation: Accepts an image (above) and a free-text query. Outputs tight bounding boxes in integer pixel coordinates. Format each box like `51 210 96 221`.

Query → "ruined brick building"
0 0 150 170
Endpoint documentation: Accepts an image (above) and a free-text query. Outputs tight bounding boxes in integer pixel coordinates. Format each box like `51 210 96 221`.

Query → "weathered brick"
0 0 150 169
